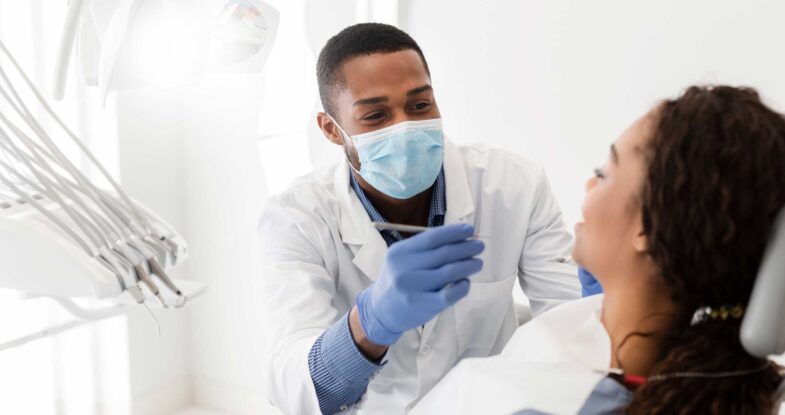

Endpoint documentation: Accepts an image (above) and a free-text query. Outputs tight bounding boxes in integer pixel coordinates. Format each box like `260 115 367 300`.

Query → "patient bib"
410 295 610 414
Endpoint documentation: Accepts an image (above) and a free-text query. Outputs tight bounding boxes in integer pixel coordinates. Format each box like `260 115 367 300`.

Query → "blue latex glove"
356 223 485 345
578 266 603 297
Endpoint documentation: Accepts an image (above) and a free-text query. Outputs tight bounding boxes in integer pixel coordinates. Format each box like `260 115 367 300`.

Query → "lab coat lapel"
352 233 388 282
334 161 387 282
421 139 476 345
443 138 475 224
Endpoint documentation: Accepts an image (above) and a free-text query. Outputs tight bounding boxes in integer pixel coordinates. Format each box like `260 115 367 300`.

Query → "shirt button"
340 404 349 411
420 344 432 356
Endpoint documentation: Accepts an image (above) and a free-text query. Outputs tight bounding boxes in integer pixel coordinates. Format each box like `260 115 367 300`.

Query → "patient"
413 86 785 414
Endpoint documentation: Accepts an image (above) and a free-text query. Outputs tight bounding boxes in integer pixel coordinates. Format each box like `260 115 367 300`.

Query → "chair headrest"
741 208 785 357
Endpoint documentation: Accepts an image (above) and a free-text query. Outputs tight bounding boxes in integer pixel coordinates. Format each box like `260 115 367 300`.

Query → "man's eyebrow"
353 96 389 107
352 85 432 106
407 85 433 97
611 144 619 164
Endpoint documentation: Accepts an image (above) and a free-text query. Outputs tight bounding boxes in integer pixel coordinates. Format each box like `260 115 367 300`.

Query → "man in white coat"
258 23 587 414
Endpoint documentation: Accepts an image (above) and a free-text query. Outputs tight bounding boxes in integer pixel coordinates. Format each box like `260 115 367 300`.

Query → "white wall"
115 78 282 415
403 0 785 227
179 79 274 414
115 75 282 414
116 89 194 415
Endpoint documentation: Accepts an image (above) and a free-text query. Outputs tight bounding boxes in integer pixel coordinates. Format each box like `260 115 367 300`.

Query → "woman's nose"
585 176 597 192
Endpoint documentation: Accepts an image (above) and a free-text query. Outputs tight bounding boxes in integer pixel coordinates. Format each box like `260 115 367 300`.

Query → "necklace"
595 363 771 389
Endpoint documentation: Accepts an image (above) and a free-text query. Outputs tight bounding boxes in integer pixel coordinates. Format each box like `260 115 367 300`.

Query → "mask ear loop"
326 113 362 175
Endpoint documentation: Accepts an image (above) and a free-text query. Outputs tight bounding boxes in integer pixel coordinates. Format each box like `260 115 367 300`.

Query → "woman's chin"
572 223 584 255
571 232 588 267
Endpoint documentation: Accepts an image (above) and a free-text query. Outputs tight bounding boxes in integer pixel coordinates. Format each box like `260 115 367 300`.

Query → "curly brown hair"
624 86 785 413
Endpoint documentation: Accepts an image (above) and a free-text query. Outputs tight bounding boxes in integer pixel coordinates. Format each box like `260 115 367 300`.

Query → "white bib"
410 295 610 414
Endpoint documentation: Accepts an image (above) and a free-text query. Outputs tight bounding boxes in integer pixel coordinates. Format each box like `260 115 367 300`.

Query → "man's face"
318 49 441 170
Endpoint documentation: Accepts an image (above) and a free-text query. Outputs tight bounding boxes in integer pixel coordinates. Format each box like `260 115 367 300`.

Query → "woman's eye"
593 168 606 179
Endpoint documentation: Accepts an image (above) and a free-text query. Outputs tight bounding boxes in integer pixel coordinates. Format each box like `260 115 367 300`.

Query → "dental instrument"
0 38 200 332
0 0 278 354
373 222 489 238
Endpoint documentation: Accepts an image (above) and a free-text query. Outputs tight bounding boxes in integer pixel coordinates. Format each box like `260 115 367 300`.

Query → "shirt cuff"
308 312 385 414
321 312 385 384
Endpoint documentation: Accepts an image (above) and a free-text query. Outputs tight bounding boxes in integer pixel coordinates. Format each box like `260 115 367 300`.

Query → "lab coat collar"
333 155 384 281
442 138 475 224
334 157 377 246
335 138 475 283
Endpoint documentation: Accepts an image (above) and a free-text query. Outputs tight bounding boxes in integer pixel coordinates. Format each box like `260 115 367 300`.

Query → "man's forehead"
338 50 430 98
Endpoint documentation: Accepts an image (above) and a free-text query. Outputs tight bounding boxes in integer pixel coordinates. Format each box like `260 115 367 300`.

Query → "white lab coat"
257 139 581 414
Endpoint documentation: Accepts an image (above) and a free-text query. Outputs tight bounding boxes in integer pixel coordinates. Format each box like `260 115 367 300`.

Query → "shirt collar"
350 168 446 246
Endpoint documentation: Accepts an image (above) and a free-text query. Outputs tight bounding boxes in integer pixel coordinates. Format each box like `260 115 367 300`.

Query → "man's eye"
364 112 384 120
413 102 431 111
593 168 606 179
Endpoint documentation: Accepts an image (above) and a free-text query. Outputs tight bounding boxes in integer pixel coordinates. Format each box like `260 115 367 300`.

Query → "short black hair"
317 23 431 117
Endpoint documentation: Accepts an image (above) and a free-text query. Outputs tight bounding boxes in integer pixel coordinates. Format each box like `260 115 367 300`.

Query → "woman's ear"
632 212 649 253
633 230 649 253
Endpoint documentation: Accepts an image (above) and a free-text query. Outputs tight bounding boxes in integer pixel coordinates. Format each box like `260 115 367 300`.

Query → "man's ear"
317 112 344 146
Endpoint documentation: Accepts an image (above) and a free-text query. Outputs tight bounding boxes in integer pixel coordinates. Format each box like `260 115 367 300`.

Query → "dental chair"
741 207 785 406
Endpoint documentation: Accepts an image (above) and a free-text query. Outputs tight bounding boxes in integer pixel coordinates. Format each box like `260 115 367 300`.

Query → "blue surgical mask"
331 117 445 199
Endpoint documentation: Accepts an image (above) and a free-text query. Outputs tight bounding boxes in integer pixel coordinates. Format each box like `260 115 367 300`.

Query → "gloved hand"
578 266 603 297
356 223 485 345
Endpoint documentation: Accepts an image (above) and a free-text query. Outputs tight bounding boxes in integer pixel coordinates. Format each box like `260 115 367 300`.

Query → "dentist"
258 23 587 414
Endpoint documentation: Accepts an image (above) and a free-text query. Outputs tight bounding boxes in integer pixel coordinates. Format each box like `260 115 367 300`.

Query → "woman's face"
573 113 654 287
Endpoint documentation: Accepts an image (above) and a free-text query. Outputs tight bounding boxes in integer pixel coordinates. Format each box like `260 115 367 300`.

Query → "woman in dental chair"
412 85 785 415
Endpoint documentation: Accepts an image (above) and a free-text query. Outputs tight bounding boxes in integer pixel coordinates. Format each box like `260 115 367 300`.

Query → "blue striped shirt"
307 168 447 414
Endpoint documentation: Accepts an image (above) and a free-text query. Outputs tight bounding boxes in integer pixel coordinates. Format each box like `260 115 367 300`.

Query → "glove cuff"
356 287 401 346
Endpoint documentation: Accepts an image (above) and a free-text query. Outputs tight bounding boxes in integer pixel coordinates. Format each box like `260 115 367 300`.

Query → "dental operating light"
53 0 279 101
